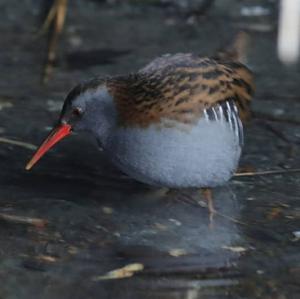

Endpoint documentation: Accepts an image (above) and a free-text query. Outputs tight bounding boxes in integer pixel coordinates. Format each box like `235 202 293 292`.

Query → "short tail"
215 31 250 64
214 32 254 123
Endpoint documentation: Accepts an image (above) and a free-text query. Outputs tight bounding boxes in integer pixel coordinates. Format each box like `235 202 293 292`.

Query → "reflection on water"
0 136 245 299
0 111 299 299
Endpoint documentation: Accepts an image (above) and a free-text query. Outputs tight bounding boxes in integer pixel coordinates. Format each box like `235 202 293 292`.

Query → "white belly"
103 118 242 188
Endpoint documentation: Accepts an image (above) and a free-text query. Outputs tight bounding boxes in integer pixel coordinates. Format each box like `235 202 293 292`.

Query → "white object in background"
278 0 300 64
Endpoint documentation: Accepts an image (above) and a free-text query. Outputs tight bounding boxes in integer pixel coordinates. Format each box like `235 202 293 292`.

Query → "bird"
26 33 254 222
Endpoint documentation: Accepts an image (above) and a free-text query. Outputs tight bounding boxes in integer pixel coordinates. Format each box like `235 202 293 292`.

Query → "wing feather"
108 53 254 127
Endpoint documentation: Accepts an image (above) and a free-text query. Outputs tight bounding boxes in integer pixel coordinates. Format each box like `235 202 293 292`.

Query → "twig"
42 0 68 83
255 119 298 157
234 168 300 177
253 112 300 125
260 121 291 144
176 190 248 226
214 210 248 226
93 263 144 281
0 213 48 228
0 137 37 150
38 2 58 36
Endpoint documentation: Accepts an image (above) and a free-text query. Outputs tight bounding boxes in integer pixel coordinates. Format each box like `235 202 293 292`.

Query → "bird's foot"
201 188 216 229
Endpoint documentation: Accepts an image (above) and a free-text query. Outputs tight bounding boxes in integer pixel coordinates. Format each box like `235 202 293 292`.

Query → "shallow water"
0 1 299 298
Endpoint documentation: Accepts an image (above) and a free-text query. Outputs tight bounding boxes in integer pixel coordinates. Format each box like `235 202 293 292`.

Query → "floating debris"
240 6 270 17
169 248 187 257
154 222 168 231
0 137 37 151
102 206 113 215
92 263 144 281
222 246 247 253
256 269 264 275
36 255 58 263
68 246 79 255
292 231 300 241
47 99 63 112
0 212 48 228
169 218 182 226
0 101 13 111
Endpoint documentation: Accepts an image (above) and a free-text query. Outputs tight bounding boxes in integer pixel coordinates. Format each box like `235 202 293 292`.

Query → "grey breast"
105 99 243 188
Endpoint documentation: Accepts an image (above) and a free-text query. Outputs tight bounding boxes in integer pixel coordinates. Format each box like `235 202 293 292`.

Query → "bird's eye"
72 107 83 117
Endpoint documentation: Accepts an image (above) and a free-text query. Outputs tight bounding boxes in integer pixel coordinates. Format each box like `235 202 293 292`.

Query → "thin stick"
0 137 37 150
177 190 248 226
43 0 68 83
234 168 300 177
253 112 300 125
0 213 48 228
37 2 57 36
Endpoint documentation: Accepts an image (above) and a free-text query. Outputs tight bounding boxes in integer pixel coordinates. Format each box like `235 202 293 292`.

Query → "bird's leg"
201 188 216 227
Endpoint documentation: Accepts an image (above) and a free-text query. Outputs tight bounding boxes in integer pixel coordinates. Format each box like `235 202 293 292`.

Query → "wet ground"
0 1 300 298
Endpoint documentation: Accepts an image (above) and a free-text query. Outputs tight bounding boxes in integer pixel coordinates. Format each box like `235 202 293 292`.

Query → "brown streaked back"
107 53 254 127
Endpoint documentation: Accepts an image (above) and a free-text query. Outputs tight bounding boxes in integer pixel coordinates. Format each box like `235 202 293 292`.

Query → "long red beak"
25 124 72 170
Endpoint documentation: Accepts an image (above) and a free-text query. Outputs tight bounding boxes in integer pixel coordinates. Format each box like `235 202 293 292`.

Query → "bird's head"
26 78 116 170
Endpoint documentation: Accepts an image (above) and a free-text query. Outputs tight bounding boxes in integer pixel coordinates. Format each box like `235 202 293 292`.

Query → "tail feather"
214 31 254 122
215 31 250 64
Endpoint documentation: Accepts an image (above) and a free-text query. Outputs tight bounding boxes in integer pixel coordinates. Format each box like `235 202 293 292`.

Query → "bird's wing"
107 53 254 127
